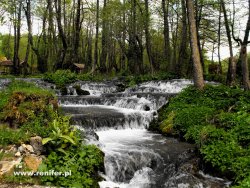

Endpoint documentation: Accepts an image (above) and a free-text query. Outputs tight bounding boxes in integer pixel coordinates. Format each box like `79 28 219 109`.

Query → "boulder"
0 157 22 176
20 144 34 154
30 136 44 155
23 155 42 172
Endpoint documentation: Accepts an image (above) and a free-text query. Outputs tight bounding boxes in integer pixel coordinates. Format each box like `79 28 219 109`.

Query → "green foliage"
0 80 56 145
42 114 80 154
152 84 250 186
0 81 56 127
44 70 77 88
125 72 178 86
39 145 103 188
0 125 29 146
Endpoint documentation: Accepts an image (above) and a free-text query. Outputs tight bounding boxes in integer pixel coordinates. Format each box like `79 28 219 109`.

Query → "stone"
21 144 34 154
18 145 24 153
23 155 42 172
15 151 21 157
143 105 151 111
0 157 22 176
30 136 44 155
73 85 90 95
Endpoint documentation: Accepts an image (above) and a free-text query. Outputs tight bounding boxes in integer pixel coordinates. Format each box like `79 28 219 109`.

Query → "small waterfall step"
62 105 153 130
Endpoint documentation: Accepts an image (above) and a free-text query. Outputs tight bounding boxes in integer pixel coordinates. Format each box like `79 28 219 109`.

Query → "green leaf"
42 137 53 145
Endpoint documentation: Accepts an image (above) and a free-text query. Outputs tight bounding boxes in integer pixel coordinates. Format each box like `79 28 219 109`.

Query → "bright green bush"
39 145 104 188
44 70 77 87
151 84 250 186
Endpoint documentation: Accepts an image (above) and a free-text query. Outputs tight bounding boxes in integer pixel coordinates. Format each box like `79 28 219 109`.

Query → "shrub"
39 145 104 188
152 84 250 185
44 70 77 87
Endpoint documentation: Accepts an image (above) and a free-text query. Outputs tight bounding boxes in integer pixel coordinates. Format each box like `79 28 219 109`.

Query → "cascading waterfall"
57 79 231 188
0 78 230 187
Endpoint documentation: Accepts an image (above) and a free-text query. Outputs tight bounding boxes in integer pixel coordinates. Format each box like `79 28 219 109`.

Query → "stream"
0 78 231 188
58 79 231 188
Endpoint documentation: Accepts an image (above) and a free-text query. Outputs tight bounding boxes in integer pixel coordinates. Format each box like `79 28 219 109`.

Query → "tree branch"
231 24 242 46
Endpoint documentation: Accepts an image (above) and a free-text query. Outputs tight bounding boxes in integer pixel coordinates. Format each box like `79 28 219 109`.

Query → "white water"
58 79 230 188
97 129 163 188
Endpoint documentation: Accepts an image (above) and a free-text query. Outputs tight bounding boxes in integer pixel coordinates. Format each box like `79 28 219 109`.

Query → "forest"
0 0 250 188
0 0 249 88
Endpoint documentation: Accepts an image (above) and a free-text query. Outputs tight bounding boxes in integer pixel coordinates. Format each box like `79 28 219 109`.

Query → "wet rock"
116 83 126 92
30 136 44 155
23 155 42 171
73 85 90 95
143 105 151 111
59 86 68 95
0 157 22 176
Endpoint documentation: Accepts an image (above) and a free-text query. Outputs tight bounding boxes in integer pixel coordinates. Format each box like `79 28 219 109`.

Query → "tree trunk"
13 0 22 75
100 0 108 73
73 0 81 63
221 0 236 85
93 0 100 73
218 4 222 74
241 0 250 90
144 0 155 74
177 0 188 77
162 0 171 69
241 45 250 90
55 0 68 69
186 0 204 89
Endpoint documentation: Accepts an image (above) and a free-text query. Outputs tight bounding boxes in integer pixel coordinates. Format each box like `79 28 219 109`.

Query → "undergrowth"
150 84 250 187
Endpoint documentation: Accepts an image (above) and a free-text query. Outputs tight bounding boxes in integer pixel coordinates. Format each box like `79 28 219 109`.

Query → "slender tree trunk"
195 0 205 72
100 0 108 73
177 0 188 77
162 0 171 69
73 0 81 64
13 0 22 75
55 0 68 69
221 0 236 85
144 0 155 74
93 0 100 73
218 4 222 73
186 0 204 89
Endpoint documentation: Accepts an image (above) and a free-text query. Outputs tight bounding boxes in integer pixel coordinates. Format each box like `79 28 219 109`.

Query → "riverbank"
0 80 104 187
149 84 250 187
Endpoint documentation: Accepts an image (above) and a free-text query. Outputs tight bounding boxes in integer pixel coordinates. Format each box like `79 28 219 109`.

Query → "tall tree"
100 0 108 73
177 0 188 77
54 0 68 69
232 0 250 90
162 0 171 69
186 0 204 89
13 0 22 74
144 0 155 73
221 0 236 86
93 0 100 73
